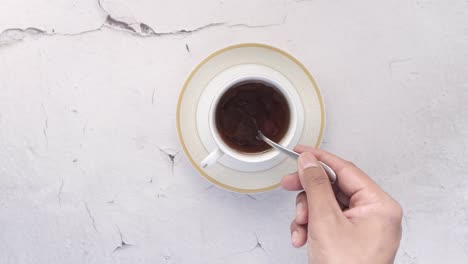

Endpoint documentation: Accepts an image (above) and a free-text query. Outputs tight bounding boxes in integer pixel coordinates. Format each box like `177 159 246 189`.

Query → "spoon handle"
258 131 337 183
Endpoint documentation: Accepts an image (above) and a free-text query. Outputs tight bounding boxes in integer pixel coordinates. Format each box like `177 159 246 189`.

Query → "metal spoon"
257 131 337 183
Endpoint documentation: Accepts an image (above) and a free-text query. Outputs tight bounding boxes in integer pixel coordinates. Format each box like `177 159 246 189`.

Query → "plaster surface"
0 1 467 263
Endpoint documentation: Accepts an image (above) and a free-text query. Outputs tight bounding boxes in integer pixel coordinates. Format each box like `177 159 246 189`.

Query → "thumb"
298 152 343 222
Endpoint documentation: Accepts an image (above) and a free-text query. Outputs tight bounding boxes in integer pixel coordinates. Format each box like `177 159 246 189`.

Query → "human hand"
281 146 402 264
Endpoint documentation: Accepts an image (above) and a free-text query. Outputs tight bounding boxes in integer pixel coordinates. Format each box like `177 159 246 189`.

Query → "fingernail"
291 230 299 245
298 152 320 170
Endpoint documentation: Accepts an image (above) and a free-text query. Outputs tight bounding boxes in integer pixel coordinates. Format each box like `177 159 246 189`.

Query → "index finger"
294 145 381 198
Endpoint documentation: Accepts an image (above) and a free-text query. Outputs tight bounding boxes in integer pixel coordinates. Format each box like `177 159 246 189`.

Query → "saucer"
177 43 325 193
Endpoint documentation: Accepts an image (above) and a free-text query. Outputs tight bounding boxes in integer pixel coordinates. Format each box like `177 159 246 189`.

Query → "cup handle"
201 148 224 168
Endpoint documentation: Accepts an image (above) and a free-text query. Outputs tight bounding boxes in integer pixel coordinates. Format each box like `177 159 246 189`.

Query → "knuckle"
344 160 356 168
384 200 403 222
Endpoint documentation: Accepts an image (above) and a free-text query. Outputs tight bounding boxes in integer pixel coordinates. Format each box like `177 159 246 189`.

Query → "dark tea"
215 81 290 153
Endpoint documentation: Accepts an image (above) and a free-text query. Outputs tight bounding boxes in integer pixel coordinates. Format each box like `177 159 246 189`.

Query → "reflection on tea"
215 81 290 153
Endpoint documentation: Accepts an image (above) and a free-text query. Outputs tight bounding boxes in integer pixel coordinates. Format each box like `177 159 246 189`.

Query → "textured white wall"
0 0 467 263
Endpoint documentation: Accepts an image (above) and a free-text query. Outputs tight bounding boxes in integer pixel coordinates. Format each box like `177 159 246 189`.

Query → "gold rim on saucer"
176 43 325 193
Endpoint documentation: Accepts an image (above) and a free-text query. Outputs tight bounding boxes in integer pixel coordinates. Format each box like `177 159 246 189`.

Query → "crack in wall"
105 16 136 33
40 103 48 129
217 233 267 260
58 179 64 207
0 26 105 47
40 103 49 147
96 0 229 37
227 14 288 29
84 201 98 232
163 255 171 263
250 233 266 253
0 21 222 47
158 147 180 177
388 57 412 76
0 27 45 46
113 226 132 253
42 127 48 147
151 87 156 105
0 0 286 47
401 250 417 264
246 194 257 200
107 191 121 204
82 120 88 136
156 193 168 199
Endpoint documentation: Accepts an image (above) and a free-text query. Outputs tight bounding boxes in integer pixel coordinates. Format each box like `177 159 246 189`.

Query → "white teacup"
197 64 305 172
